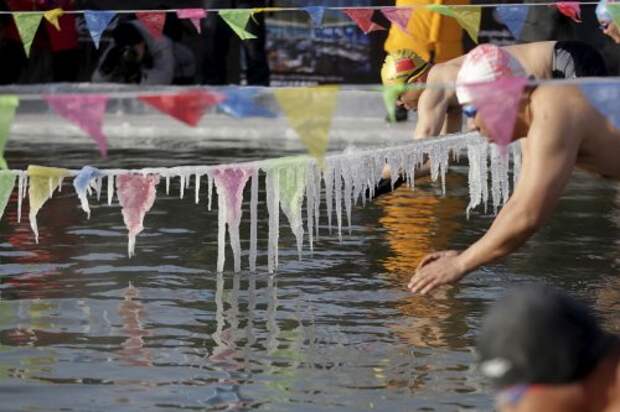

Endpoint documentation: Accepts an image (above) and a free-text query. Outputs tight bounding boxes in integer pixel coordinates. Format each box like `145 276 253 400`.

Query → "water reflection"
118 283 152 368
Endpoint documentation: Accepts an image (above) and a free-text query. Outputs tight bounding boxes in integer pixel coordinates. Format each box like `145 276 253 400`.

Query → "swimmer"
597 0 620 43
408 44 620 294
381 41 608 140
477 284 620 412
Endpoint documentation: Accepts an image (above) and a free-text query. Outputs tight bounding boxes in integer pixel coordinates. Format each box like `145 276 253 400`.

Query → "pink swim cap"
456 44 527 105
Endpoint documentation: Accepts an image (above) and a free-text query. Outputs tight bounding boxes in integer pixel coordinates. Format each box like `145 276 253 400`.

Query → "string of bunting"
4 2 595 57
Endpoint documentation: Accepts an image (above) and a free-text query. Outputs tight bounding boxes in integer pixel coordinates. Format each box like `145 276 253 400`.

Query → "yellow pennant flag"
218 10 257 40
427 5 481 44
27 165 71 243
44 8 64 31
13 12 43 57
274 86 340 166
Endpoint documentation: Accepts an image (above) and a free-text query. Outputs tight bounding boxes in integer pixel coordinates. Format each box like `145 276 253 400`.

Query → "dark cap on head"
476 284 617 388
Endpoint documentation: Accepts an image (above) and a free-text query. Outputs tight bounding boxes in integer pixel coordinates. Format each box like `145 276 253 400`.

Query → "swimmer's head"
456 44 526 106
381 49 431 86
597 0 620 43
477 284 617 390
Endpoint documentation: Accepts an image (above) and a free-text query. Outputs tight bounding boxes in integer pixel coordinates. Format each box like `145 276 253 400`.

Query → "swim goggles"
600 20 611 30
495 384 530 407
463 104 478 118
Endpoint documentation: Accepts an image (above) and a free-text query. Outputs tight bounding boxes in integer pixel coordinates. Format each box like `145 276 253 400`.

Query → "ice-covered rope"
1 132 520 272
0 2 598 15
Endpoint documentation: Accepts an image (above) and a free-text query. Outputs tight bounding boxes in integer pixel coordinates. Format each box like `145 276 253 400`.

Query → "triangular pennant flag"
0 171 16 222
382 84 407 123
580 83 620 130
44 94 108 157
496 5 528 39
116 174 160 257
139 90 224 127
0 96 19 170
342 8 386 34
554 2 582 23
44 8 64 31
27 165 71 243
217 88 276 118
13 12 43 57
73 166 104 219
381 7 413 34
176 9 206 33
278 162 307 258
218 10 257 40
212 166 253 272
428 5 480 43
608 3 620 26
304 6 325 27
274 86 339 165
84 10 115 49
136 12 166 39
463 77 528 149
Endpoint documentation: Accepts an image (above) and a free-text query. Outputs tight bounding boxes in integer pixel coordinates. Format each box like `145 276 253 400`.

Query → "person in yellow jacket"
384 0 468 121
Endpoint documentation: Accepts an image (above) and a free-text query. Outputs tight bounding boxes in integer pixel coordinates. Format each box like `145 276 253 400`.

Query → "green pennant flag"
274 86 340 166
0 96 19 170
427 5 481 44
27 165 71 243
218 10 257 40
0 171 16 222
13 12 44 57
608 3 620 27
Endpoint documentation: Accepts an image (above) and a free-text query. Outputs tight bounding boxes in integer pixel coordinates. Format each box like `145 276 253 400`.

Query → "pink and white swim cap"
456 44 527 105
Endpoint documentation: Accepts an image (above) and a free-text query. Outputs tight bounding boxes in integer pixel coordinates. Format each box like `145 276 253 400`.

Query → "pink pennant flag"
381 7 413 34
136 12 166 38
554 2 581 23
176 9 206 33
116 174 160 257
44 94 108 157
343 8 385 34
463 77 528 150
212 166 253 272
139 90 225 127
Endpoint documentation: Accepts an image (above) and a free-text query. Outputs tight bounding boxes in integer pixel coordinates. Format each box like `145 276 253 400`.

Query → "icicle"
48 177 54 198
95 177 103 201
266 168 280 273
212 167 253 273
17 174 24 223
489 145 504 214
466 143 483 219
107 175 115 205
216 189 226 272
323 161 334 234
312 164 321 241
249 170 258 271
165 175 170 195
333 161 343 242
195 173 201 204
278 162 307 259
305 164 315 253
207 174 213 211
179 174 185 199
57 176 64 192
342 162 353 235
186 173 191 189
512 141 522 189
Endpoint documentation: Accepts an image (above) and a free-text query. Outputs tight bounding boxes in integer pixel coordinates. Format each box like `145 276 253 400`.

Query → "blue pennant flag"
84 10 116 49
581 83 620 130
496 5 528 40
73 165 104 218
218 88 276 119
304 6 325 28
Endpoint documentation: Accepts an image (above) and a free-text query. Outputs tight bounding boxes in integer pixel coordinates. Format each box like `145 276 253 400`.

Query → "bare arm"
414 88 452 139
409 101 581 294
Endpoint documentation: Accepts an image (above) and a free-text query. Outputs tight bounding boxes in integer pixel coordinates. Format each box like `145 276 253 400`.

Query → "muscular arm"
457 105 580 273
414 88 452 139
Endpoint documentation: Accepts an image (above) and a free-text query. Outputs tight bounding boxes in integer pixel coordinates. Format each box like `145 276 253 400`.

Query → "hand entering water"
408 250 465 295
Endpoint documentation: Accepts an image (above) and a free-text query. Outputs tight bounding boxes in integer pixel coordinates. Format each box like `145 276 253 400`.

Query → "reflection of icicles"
512 142 522 189
249 170 258 271
107 175 115 205
279 162 307 259
266 169 280 273
195 174 201 204
323 163 334 234
333 160 343 242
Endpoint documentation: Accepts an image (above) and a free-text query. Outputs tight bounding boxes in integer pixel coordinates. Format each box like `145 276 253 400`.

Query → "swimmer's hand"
408 250 465 295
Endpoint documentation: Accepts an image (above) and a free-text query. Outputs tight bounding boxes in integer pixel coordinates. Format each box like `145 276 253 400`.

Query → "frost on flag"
139 90 225 127
12 12 43 57
581 83 620 130
27 165 71 243
218 10 257 40
73 166 104 219
44 8 64 31
116 174 160 258
136 12 166 38
0 96 19 170
176 9 207 33
304 6 325 28
554 2 581 23
427 4 481 43
496 5 528 39
380 7 413 34
84 10 116 49
0 171 16 222
44 94 108 157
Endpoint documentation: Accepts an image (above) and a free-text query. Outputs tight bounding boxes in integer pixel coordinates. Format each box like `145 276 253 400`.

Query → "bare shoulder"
428 58 463 83
530 85 591 117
